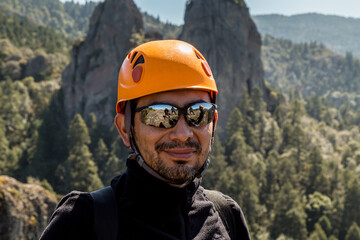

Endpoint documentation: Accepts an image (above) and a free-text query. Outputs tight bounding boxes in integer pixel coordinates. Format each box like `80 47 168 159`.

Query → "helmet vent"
194 50 204 60
133 55 145 69
130 52 138 63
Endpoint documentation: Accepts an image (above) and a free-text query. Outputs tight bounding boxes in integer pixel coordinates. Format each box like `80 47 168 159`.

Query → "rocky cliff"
62 0 268 129
0 176 57 240
62 0 143 124
179 0 268 128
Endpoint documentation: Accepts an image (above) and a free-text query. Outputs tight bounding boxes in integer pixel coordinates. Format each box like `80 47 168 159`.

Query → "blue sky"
61 0 360 25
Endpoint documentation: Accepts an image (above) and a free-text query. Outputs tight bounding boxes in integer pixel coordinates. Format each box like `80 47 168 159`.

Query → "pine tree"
346 222 360 240
262 119 281 156
308 223 328 240
64 114 103 192
102 154 125 185
262 150 280 211
87 112 98 152
318 215 332 237
225 107 244 138
306 146 325 195
0 124 14 175
31 90 68 187
203 135 227 189
68 114 91 149
94 138 109 184
226 130 249 169
270 183 307 240
305 192 333 233
341 178 360 238
66 145 103 191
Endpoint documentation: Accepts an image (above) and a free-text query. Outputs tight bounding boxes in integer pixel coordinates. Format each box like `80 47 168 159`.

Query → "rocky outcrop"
62 0 269 129
0 176 57 240
24 54 49 78
62 0 143 124
179 0 268 128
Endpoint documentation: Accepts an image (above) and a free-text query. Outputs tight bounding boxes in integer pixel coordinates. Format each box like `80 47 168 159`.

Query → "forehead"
137 89 211 107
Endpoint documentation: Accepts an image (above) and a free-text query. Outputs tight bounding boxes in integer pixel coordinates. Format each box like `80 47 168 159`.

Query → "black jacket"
40 159 251 240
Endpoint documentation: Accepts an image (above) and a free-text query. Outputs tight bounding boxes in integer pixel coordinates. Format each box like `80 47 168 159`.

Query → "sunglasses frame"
135 102 217 129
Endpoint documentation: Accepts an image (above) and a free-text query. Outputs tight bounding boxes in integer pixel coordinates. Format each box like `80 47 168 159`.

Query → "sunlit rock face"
62 0 143 125
0 176 57 240
179 0 269 129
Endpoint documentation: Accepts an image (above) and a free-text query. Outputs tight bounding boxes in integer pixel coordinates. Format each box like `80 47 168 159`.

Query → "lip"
163 148 196 160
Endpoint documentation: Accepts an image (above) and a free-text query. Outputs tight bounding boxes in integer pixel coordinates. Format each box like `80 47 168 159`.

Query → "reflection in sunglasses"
136 102 216 129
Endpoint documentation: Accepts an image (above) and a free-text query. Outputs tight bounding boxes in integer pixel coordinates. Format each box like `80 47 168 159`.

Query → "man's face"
133 90 214 184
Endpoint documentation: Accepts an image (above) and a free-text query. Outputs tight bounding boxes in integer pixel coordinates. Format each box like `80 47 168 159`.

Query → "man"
40 40 250 239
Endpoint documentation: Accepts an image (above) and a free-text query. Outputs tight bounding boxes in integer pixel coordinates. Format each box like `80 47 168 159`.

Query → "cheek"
133 119 165 149
196 124 213 146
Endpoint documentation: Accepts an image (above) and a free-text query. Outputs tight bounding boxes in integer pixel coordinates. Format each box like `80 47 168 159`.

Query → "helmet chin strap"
124 100 211 188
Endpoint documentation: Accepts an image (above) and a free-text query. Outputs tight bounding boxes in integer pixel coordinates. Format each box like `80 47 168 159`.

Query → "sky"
61 0 360 25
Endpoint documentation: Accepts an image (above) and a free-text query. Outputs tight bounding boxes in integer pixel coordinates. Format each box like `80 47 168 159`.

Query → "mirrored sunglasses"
135 102 217 129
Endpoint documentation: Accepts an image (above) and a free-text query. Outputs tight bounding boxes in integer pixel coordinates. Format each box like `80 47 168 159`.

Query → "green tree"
262 150 280 211
102 154 125 185
226 130 249 169
94 138 109 184
318 215 332 237
306 94 323 121
31 90 68 188
305 146 326 195
100 134 128 184
203 135 227 189
308 223 328 240
0 123 18 175
306 192 333 233
217 168 262 236
225 107 244 138
270 183 307 240
63 114 103 192
341 178 360 238
346 222 360 240
68 114 91 149
262 119 281 156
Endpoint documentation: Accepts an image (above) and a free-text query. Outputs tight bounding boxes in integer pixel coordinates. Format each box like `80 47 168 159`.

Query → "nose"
169 115 193 142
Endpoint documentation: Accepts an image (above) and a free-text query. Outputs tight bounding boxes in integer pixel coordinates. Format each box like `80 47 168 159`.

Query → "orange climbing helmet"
116 40 218 113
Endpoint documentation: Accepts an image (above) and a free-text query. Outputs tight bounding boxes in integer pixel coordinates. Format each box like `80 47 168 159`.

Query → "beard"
151 139 204 184
152 156 201 184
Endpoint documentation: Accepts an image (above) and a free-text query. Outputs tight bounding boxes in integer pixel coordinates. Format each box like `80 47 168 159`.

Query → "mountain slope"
0 9 68 53
253 13 360 58
0 0 98 39
262 35 360 109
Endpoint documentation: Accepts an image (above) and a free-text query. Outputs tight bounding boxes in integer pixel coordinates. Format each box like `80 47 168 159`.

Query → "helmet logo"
132 65 143 83
201 61 212 77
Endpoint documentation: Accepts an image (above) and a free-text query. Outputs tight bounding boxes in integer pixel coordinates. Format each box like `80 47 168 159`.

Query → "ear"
114 113 130 147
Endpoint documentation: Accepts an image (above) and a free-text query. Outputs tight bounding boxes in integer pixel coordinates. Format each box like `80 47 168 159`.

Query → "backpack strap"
204 189 237 239
90 186 118 240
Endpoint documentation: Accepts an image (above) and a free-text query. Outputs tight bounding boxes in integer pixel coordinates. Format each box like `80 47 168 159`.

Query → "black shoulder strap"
204 189 237 239
90 186 118 240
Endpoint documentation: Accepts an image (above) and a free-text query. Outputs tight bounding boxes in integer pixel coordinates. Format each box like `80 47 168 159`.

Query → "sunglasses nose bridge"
169 114 194 141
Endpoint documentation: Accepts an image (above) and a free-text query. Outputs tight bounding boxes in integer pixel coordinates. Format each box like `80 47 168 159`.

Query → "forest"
253 13 360 58
0 0 360 239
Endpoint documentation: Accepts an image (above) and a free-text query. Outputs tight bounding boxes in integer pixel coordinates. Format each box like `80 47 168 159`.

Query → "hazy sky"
62 0 360 25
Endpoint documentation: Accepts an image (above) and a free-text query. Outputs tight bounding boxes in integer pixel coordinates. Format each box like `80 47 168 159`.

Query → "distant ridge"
252 13 360 58
0 0 98 39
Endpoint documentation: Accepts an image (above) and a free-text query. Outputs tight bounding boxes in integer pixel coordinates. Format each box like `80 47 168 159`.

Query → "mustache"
155 139 202 154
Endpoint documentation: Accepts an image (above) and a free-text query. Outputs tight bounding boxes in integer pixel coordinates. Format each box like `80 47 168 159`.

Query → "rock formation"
0 176 57 240
62 0 143 124
61 0 269 130
179 0 268 128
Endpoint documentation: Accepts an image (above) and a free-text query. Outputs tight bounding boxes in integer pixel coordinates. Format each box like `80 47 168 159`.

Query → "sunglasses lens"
140 104 179 128
186 103 215 127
